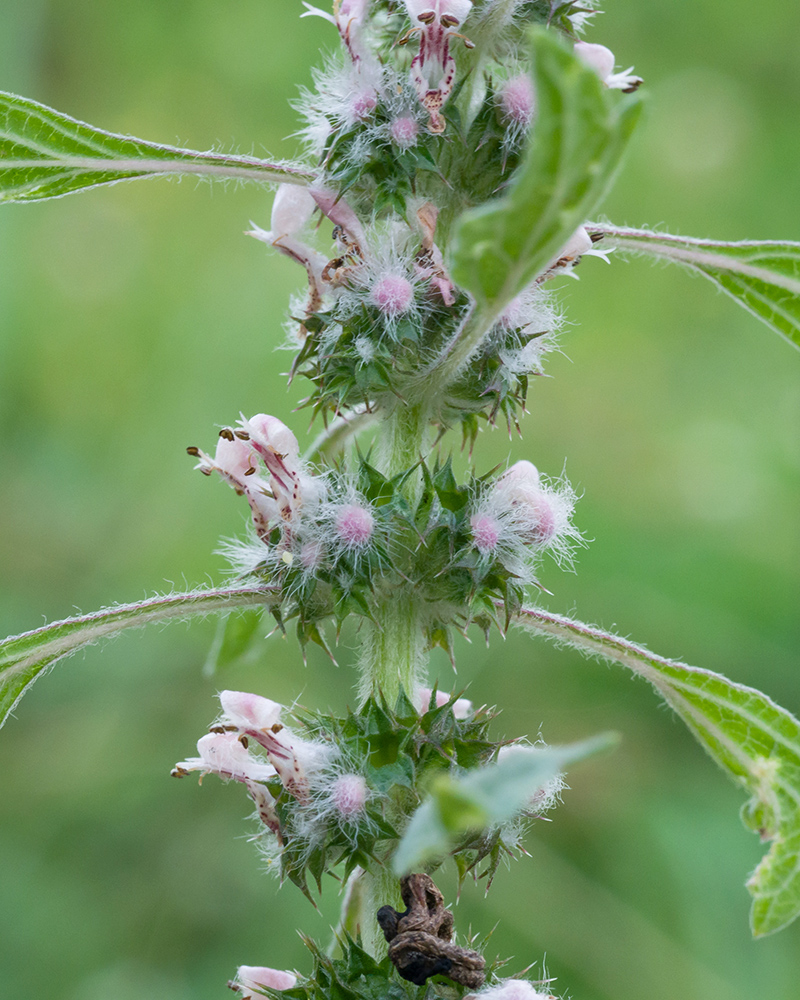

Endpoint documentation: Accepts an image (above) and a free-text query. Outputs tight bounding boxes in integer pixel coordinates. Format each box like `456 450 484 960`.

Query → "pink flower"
231 965 298 998
574 41 642 93
402 0 474 133
218 690 333 804
172 732 276 783
190 414 321 544
171 732 281 835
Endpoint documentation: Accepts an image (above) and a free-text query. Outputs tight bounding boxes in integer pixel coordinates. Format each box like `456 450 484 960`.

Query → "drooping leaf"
513 604 800 936
591 225 800 350
393 733 616 874
0 585 277 728
449 29 641 315
0 90 314 204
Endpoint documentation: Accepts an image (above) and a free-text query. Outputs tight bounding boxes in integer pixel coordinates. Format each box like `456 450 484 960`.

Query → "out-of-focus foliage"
0 1 798 999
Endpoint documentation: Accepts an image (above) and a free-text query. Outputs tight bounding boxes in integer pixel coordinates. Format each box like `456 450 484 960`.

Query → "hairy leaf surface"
592 225 800 350
393 734 615 874
0 91 313 203
514 605 800 936
0 586 277 728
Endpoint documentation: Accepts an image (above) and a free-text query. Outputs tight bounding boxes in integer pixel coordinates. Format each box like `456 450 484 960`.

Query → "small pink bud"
390 116 419 147
233 966 297 998
371 274 415 315
351 89 378 120
220 690 282 731
331 773 368 815
500 74 535 127
470 513 501 554
335 503 375 547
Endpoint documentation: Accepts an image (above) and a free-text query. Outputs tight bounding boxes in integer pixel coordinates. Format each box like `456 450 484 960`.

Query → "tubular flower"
189 414 323 546
574 41 642 93
248 184 327 313
230 966 298 998
300 0 371 64
171 732 281 835
402 0 474 133
218 690 335 804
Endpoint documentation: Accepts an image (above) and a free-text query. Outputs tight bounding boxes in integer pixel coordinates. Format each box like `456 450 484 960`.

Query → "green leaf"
0 585 277 729
591 225 800 350
513 604 800 936
0 90 314 203
449 28 641 313
204 607 266 675
393 733 615 874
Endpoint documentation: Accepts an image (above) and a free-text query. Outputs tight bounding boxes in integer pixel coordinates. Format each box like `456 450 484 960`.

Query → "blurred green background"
0 1 798 998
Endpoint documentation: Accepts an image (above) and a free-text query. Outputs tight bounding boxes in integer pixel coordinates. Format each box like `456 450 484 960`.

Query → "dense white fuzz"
331 773 369 815
296 56 386 155
476 979 556 1000
574 41 642 92
232 965 298 998
472 460 582 572
497 743 566 816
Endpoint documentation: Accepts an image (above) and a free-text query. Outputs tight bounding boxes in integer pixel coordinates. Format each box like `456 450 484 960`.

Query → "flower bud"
371 274 415 316
334 502 375 548
331 773 368 816
500 74 535 127
232 966 297 998
470 513 502 554
390 116 420 148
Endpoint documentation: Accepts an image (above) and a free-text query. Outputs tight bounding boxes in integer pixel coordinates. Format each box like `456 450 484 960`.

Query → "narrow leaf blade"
0 585 277 728
449 28 642 313
591 225 800 350
393 733 615 874
513 604 800 936
0 90 313 204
